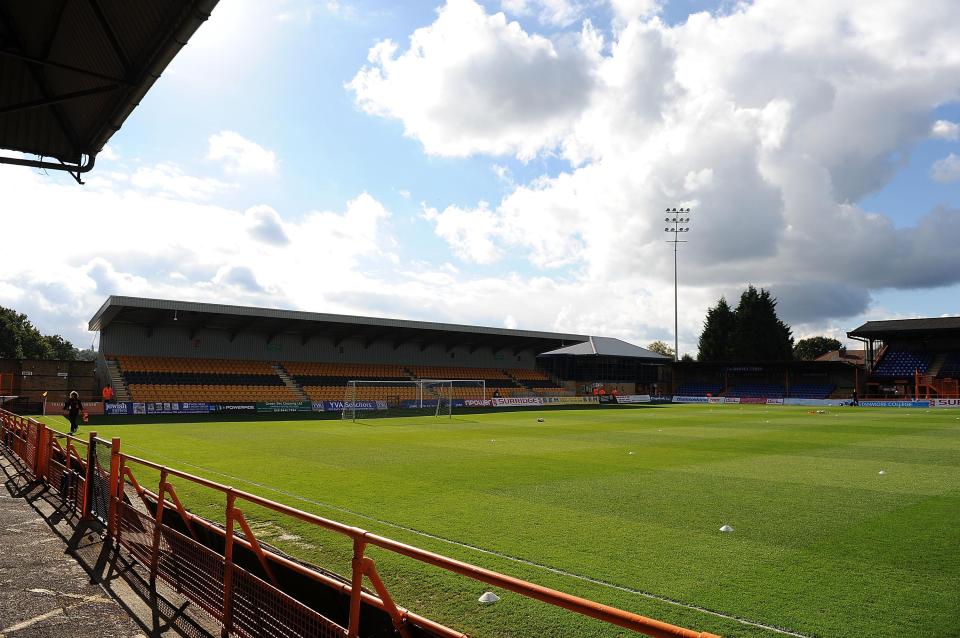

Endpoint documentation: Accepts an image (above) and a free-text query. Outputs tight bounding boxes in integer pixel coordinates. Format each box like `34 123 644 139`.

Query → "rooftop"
848 317 960 339
539 336 671 360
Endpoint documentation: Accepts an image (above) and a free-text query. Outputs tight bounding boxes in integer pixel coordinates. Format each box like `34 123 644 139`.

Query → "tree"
680 353 694 362
647 340 675 358
44 334 78 360
0 307 53 359
697 297 735 361
793 336 842 360
729 286 794 361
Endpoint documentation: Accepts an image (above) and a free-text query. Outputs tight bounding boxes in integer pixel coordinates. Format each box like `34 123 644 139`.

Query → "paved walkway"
0 451 216 638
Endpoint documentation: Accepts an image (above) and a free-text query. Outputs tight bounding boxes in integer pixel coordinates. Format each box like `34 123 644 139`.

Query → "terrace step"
272 363 309 401
927 353 948 378
105 359 131 401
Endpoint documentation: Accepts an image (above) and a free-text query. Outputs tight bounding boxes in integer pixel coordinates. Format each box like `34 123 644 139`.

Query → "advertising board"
739 397 767 404
492 397 544 407
322 400 388 411
256 401 312 413
217 403 257 413
931 398 960 408
766 398 784 405
104 402 131 415
463 399 492 407
613 395 650 404
672 396 709 404
707 397 725 404
723 397 740 404
542 396 601 405
859 400 930 408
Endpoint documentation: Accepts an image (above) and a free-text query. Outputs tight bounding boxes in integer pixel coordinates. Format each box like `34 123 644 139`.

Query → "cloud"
207 130 278 175
359 0 960 308
130 162 232 200
347 0 599 159
246 205 290 246
931 119 959 140
500 0 586 26
931 153 960 183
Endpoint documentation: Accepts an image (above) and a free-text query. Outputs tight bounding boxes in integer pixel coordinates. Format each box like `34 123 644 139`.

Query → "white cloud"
501 0 586 26
931 119 959 140
207 130 278 175
130 162 232 200
609 0 662 23
358 0 960 305
348 0 600 159
931 153 960 183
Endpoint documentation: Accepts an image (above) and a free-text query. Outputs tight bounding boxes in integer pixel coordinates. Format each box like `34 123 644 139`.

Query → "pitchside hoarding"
613 395 650 404
932 398 960 408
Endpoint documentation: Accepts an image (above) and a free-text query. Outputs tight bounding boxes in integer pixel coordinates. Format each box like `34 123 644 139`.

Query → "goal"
340 379 486 421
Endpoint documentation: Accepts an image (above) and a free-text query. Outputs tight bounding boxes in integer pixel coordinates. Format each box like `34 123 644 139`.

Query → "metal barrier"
1 408 720 638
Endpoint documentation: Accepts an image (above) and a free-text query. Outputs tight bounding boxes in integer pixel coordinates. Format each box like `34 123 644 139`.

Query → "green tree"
647 340 675 358
75 348 98 361
680 353 694 362
729 286 793 361
0 307 53 359
44 334 78 360
697 296 735 361
793 336 842 360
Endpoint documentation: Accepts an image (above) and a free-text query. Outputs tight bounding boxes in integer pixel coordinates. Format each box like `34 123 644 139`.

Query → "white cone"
537 418 544 423
719 524 734 532
878 470 887 475
479 592 500 604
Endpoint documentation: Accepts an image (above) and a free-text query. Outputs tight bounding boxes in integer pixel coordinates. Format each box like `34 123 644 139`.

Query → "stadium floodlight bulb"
665 217 669 221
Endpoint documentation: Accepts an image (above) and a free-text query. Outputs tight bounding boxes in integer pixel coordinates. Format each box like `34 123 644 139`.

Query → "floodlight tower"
664 208 691 361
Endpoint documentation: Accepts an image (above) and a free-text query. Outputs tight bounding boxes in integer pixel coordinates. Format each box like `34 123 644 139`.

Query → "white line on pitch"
121 443 814 638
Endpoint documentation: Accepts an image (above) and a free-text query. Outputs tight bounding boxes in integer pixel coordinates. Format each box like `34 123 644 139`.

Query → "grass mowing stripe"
118 441 814 638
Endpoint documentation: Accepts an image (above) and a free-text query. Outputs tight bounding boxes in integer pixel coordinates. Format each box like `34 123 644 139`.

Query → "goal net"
340 379 486 421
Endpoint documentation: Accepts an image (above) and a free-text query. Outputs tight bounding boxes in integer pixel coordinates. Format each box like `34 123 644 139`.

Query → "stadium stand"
937 352 960 378
726 384 785 398
786 383 836 399
674 383 723 396
116 356 300 402
507 368 570 394
872 351 932 377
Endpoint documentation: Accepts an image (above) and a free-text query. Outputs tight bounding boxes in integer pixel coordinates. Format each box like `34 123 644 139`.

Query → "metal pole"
674 234 679 362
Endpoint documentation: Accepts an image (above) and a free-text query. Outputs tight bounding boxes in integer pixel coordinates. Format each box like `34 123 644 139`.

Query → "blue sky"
2 0 959 355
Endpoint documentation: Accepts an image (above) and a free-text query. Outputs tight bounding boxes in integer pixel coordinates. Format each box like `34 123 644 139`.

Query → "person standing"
63 391 83 434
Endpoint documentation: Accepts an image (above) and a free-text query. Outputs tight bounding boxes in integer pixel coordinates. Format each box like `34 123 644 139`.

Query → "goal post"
340 379 486 421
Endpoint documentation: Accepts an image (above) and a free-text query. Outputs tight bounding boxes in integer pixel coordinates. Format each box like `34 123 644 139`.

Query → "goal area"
340 379 486 421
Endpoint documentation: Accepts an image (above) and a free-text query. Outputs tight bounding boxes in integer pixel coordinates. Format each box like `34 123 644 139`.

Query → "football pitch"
46 405 960 638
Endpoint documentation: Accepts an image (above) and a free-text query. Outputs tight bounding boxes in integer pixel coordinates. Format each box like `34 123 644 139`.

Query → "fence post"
34 422 47 480
81 431 97 521
222 491 236 638
149 468 168 582
347 537 367 638
107 438 121 540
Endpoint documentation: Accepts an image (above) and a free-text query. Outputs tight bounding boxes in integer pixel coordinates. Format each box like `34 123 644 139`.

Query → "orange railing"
1 408 720 638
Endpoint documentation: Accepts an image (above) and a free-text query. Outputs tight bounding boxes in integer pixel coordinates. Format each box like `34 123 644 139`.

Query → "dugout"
536 336 671 395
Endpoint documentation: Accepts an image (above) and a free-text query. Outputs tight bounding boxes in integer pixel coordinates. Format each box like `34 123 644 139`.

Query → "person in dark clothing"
851 389 859 407
63 391 83 434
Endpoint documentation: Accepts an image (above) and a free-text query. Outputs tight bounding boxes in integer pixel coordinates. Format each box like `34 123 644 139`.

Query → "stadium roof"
0 0 218 181
89 296 589 354
539 336 671 361
847 317 960 340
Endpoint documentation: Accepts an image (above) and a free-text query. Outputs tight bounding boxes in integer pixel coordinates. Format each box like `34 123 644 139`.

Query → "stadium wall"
100 323 541 369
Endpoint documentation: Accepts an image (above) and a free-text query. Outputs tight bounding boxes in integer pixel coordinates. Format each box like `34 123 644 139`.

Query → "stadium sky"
1 0 959 356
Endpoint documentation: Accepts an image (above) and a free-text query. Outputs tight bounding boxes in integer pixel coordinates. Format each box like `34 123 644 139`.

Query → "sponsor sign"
311 402 326 412
739 397 768 404
932 398 960 408
859 400 930 408
463 399 491 407
401 399 467 409
132 403 146 415
613 395 650 404
766 398 784 405
57 372 69 378
783 398 845 407
322 400 388 411
672 396 709 404
492 397 544 407
724 397 741 404
105 402 131 415
218 403 257 412
256 401 312 413
542 396 601 405
707 397 725 404
142 402 215 414
21 371 33 376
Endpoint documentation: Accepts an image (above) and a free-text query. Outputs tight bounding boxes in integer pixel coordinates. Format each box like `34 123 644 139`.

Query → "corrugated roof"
848 317 960 338
539 336 672 360
89 296 590 354
0 0 218 179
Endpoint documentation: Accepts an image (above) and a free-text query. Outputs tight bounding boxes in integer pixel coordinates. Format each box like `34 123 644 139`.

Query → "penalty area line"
120 444 814 638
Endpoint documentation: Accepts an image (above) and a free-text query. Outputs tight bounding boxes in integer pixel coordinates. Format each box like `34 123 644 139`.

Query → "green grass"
42 405 960 638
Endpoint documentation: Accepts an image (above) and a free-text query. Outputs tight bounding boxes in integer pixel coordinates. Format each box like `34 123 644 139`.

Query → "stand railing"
1 407 720 638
